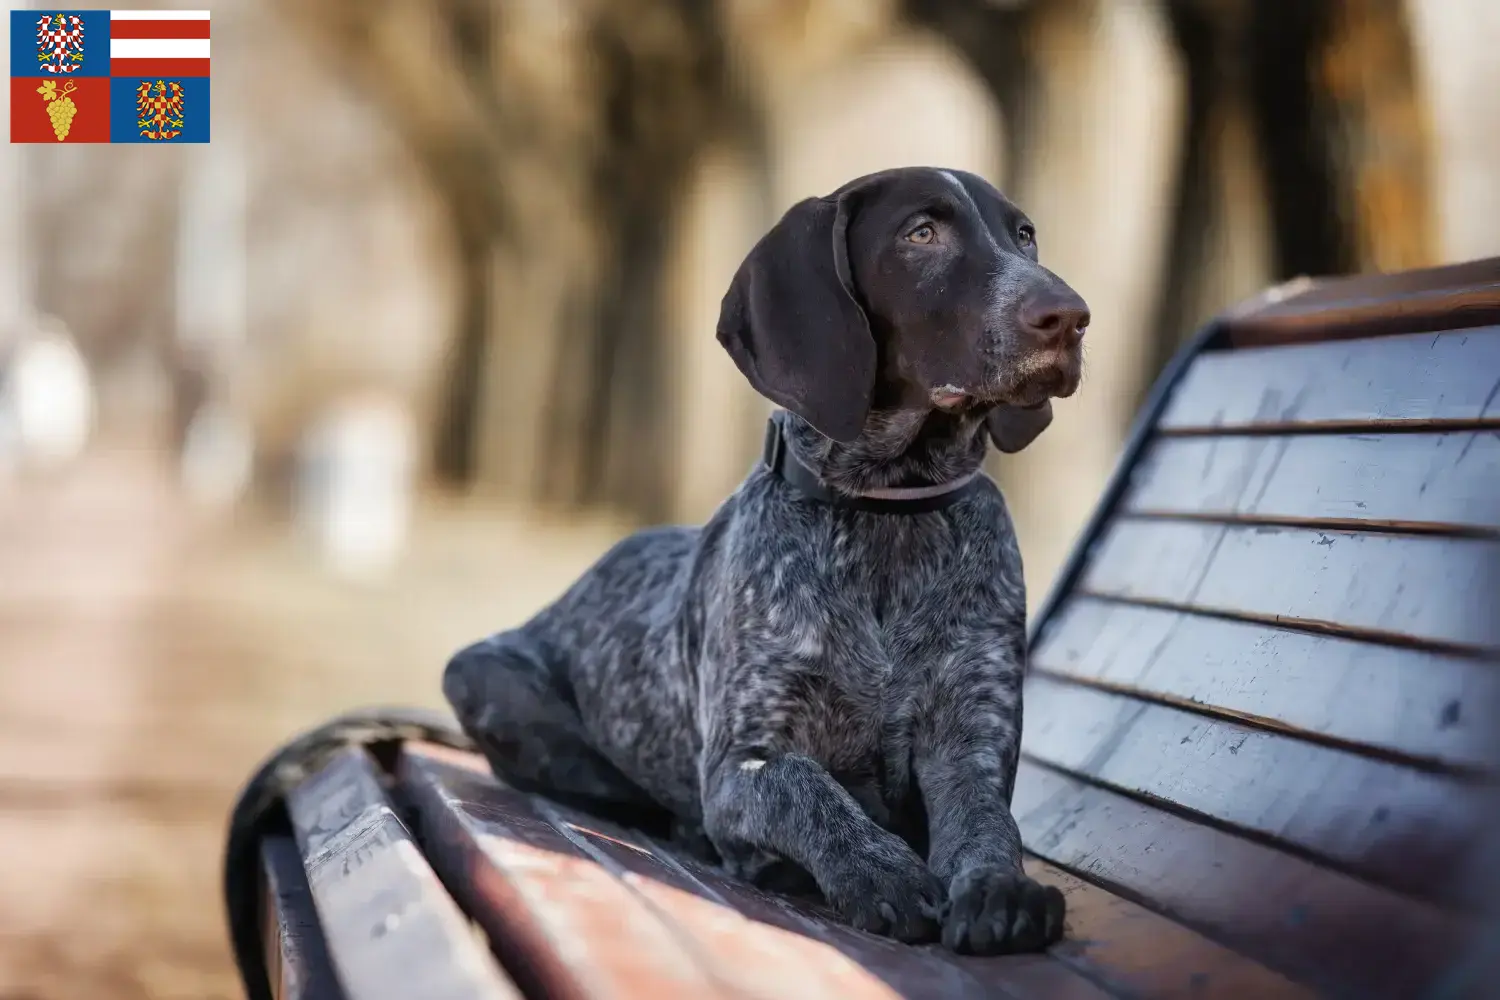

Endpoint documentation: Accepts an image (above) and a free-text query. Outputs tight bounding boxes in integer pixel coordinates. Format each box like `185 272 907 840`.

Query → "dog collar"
761 412 984 514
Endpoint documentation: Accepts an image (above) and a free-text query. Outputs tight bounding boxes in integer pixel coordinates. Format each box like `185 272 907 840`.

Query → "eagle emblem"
135 80 186 141
35 13 86 74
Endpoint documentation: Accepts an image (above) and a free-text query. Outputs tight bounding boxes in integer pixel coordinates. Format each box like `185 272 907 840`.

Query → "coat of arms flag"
9 9 209 143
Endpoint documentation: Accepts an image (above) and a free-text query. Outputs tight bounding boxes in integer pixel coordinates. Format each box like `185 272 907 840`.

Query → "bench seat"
226 257 1500 1000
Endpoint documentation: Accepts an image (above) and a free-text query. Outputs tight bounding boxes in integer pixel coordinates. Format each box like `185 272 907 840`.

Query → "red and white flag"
108 9 209 78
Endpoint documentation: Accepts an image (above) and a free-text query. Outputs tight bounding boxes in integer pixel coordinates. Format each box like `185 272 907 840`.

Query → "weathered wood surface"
283 748 521 1000
1158 326 1500 432
1019 259 1500 999
1220 257 1500 346
398 741 1107 1000
1078 518 1500 653
1012 762 1475 999
1023 861 1313 999
1023 675 1486 909
237 260 1500 1000
260 837 346 1000
251 735 1469 1000
1123 431 1500 533
1031 597 1498 771
395 741 1318 1000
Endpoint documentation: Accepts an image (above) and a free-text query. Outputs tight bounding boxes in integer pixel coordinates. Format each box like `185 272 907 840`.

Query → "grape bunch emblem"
36 80 79 142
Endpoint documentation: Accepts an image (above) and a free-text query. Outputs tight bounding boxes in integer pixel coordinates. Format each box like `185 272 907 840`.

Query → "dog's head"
717 167 1088 453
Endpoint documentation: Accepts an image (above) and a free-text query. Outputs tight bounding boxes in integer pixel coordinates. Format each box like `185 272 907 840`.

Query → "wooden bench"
223 258 1500 1000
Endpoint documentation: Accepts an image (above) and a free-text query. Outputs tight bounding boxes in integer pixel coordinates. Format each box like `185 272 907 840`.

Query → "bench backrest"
1021 257 1500 998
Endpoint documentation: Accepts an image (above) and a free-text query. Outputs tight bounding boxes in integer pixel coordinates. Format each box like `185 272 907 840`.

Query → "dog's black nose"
1018 288 1090 346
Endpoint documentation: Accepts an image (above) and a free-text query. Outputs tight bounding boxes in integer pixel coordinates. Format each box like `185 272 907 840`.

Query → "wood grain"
1158 326 1500 431
1024 859 1313 999
1013 761 1476 1000
284 748 521 1000
1222 258 1500 346
1123 431 1500 533
1031 597 1498 771
400 744 924 1000
1020 675 1487 908
398 742 1115 1000
1079 518 1500 653
260 836 346 1000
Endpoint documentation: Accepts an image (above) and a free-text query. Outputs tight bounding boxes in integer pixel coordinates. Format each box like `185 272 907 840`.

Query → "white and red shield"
35 13 86 75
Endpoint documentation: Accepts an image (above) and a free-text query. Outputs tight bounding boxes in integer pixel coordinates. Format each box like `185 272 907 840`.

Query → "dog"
443 166 1089 956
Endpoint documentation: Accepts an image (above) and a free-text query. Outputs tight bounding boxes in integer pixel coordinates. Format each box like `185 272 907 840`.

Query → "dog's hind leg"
442 628 673 837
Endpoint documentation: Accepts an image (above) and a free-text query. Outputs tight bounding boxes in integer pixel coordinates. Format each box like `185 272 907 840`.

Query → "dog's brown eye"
906 224 936 245
1017 225 1036 248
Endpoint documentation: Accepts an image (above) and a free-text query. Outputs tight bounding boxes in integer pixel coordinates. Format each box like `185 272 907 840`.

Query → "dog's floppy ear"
716 189 876 443
986 401 1053 454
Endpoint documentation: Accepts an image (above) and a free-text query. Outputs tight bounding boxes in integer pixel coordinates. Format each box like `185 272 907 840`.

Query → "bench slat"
1024 860 1313 999
400 743 755 1000
551 809 1116 1000
1158 326 1500 432
1079 518 1500 653
1031 598 1497 772
284 747 521 1000
514 807 1022 1000
398 742 1119 1000
260 836 346 1000
1221 258 1500 347
1020 676 1486 909
1012 761 1475 1000
401 742 1315 1000
1123 432 1500 533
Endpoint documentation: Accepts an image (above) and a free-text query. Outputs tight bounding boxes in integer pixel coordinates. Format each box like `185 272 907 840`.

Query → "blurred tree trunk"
278 0 512 482
1307 0 1436 273
1149 0 1437 379
287 0 737 522
901 0 1040 189
1148 0 1274 383
544 3 739 517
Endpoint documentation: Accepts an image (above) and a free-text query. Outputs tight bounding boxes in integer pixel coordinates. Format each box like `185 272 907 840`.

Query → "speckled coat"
444 166 1090 955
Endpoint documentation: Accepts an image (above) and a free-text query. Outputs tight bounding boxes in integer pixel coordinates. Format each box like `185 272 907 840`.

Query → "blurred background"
0 0 1498 996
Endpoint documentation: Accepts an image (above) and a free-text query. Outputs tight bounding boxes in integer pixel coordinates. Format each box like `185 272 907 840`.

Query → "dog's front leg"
916 650 1065 956
702 752 944 942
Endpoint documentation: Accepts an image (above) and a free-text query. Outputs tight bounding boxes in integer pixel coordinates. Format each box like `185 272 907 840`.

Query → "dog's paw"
824 851 945 943
941 866 1065 955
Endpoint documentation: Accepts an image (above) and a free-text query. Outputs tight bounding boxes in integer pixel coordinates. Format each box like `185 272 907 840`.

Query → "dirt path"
0 447 627 999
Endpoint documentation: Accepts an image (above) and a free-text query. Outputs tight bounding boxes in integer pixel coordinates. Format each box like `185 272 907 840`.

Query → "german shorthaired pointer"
443 166 1090 955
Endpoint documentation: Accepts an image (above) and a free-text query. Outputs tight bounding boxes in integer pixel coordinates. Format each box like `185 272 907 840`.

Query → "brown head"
716 166 1088 454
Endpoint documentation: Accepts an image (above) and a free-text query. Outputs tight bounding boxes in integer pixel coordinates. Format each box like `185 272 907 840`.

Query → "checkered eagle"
135 80 186 141
35 13 85 75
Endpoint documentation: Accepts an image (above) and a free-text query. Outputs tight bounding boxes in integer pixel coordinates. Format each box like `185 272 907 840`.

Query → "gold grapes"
36 80 78 142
